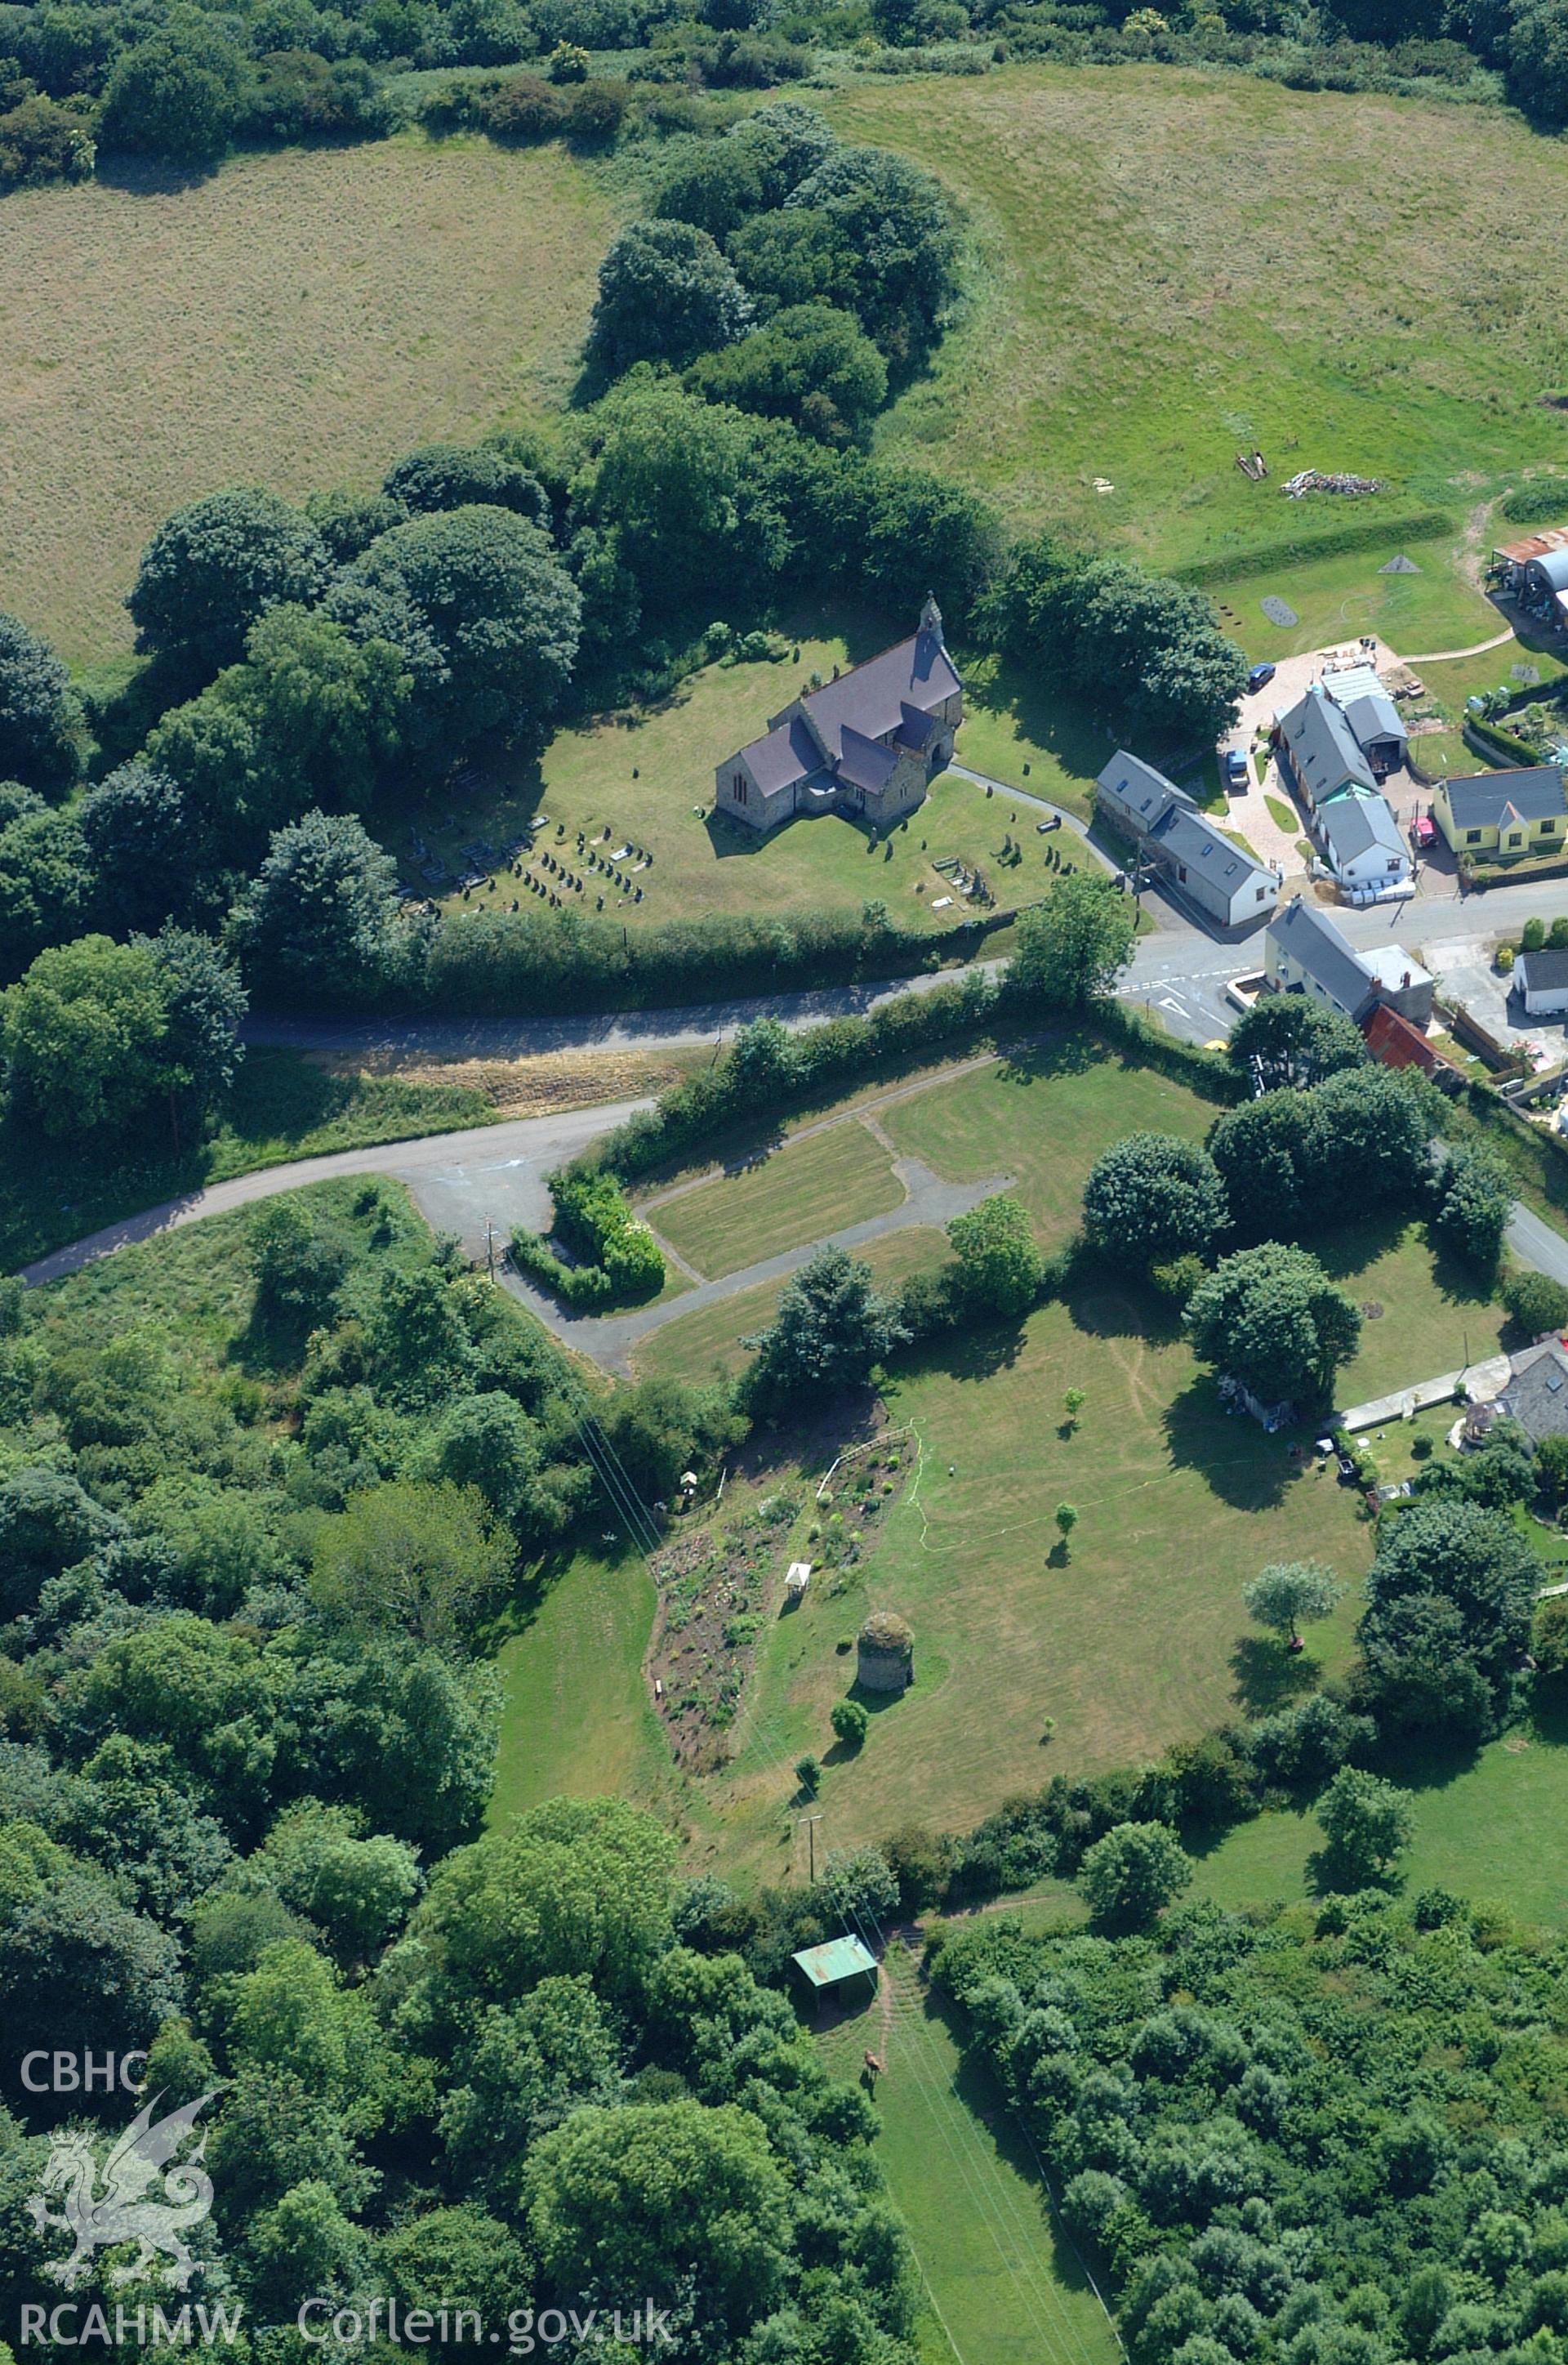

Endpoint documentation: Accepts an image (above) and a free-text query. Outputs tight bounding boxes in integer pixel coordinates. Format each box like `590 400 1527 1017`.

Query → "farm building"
1432 765 1568 856
1315 787 1412 899
1263 896 1432 1025
1094 752 1281 930
1491 525 1568 625
1517 947 1568 1016
714 597 962 837
791 1936 878 1999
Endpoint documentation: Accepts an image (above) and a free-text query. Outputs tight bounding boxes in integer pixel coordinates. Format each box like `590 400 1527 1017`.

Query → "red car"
1411 814 1437 850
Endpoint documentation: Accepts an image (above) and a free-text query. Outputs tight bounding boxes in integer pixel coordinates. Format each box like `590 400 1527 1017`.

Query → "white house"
1316 790 1412 901
1518 948 1568 1017
1264 897 1432 1025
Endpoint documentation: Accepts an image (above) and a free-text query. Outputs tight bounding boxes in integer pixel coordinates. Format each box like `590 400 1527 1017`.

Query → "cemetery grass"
0 1047 496 1271
415 618 1076 942
0 135 612 661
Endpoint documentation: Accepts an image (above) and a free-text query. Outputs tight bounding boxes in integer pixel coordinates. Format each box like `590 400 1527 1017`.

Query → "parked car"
1036 814 1062 833
1223 748 1250 790
1246 662 1276 693
1411 814 1437 850
1335 1452 1359 1485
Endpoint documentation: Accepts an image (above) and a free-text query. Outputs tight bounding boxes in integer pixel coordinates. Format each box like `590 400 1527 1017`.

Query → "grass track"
814 1943 1119 2365
0 136 612 658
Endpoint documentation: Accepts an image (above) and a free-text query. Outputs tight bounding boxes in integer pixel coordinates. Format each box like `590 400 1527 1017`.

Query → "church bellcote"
919 592 943 643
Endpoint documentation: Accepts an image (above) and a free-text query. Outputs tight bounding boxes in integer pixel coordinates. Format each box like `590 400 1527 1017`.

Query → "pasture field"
825 65 1568 606
0 136 612 659
419 621 1075 937
647 1119 906 1279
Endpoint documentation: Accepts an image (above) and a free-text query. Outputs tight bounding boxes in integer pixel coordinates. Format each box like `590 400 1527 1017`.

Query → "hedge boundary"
1176 509 1454 590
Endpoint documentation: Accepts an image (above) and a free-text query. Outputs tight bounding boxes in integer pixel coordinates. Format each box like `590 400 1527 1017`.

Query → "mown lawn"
647 1119 906 1280
876 1043 1219 1247
1 135 612 660
0 1048 496 1272
1320 1216 1508 1407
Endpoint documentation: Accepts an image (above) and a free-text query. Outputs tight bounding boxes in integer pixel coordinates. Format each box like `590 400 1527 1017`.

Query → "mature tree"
0 805 89 984
1356 1591 1496 1739
580 380 785 612
0 933 171 1139
651 138 766 239
1533 1590 1568 1675
745 1244 909 1405
228 810 398 999
127 488 330 667
1503 1269 1568 1337
249 1198 350 1329
98 25 245 166
142 685 263 844
1083 1132 1228 1270
724 100 837 205
1538 1432 1568 1513
439 1977 623 2184
1314 1767 1415 1888
821 1842 898 1925
526 2099 791 2330
728 206 857 316
249 1799 421 1966
143 925 247 1116
416 1390 546 1526
305 487 409 565
786 144 957 362
946 1193 1045 1318
382 442 549 523
1012 870 1136 1008
247 2176 368 2315
0 609 80 793
349 505 580 747
1186 1243 1362 1408
1244 1560 1344 1648
1412 1417 1535 1513
1062 558 1246 743
236 602 412 817
1361 1496 1537 1700
310 1480 512 1649
1308 1064 1437 1203
381 2204 532 2327
0 1467 120 1621
1431 1144 1512 1273
0 1834 185 2058
1227 996 1369 1093
414 1795 678 2007
1079 1821 1192 1931
587 218 753 373
1506 0 1568 125
1206 1089 1315 1243
78 762 207 931
688 303 888 444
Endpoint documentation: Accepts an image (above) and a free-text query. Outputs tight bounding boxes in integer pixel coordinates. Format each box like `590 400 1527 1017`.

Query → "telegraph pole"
484 1217 496 1283
801 1812 823 1883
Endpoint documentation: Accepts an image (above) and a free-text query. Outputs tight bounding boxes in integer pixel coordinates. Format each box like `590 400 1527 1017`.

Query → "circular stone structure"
857 1611 913 1694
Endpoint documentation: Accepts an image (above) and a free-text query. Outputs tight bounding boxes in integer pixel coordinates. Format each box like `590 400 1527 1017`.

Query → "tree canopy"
744 1243 909 1405
1083 1131 1229 1270
1012 870 1136 1007
1227 994 1370 1092
126 487 331 667
1186 1242 1362 1408
0 608 80 793
587 217 754 373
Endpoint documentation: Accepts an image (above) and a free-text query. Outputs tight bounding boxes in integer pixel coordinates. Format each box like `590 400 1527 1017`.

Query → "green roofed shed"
791 1935 877 1992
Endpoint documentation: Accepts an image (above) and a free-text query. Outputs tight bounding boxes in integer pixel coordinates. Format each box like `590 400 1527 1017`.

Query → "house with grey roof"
1263 896 1432 1026
1494 1338 1568 1445
1316 788 1412 899
1277 683 1379 809
1433 765 1568 858
1322 664 1409 778
1518 946 1568 1018
714 597 962 837
1094 750 1281 931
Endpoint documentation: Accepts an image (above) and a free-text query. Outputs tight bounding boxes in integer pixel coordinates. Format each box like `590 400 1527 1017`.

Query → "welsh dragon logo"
28 2091 219 2292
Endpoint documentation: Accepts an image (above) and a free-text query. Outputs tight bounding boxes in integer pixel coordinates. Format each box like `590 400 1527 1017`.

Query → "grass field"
0 136 612 659
813 1943 1119 2365
416 616 1077 937
630 1225 947 1388
1191 1705 1568 1930
0 1047 497 1271
532 1042 1521 1864
648 1119 906 1278
824 68 1568 582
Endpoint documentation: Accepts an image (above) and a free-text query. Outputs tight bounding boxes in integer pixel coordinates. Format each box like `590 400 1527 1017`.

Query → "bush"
1525 917 1547 952
1503 1270 1568 1336
511 1171 664 1309
830 1698 869 1751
